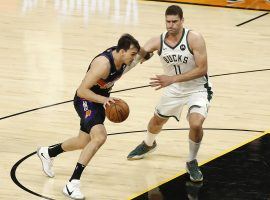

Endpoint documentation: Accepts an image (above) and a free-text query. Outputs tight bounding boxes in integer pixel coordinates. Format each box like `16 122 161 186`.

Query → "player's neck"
167 27 184 42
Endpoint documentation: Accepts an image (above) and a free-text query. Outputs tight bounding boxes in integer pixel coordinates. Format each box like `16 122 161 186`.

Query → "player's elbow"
199 66 208 76
201 69 207 76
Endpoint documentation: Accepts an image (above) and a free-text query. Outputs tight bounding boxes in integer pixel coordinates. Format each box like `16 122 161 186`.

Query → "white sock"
144 131 157 146
188 139 201 162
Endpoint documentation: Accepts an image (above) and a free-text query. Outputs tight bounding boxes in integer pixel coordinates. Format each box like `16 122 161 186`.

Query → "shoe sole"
63 190 85 200
37 147 54 178
127 147 157 161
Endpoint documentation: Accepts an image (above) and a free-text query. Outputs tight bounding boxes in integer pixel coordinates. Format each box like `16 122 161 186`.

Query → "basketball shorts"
154 91 211 121
73 95 105 133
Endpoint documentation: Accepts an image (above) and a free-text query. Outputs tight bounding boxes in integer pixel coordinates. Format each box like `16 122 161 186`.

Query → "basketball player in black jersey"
37 34 140 200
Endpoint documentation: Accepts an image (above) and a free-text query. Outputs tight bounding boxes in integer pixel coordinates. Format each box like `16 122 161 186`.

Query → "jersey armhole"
186 30 194 55
157 34 163 56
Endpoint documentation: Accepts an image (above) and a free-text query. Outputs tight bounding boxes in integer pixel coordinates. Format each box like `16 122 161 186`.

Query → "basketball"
105 99 130 123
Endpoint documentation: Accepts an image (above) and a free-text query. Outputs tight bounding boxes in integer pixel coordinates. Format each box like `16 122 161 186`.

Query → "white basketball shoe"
63 179 85 200
37 147 55 178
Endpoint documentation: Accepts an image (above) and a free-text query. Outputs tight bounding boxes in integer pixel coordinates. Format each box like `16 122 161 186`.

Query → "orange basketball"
105 99 129 123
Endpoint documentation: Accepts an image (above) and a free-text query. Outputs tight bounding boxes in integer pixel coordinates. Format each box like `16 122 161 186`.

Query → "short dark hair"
165 5 183 19
116 33 140 52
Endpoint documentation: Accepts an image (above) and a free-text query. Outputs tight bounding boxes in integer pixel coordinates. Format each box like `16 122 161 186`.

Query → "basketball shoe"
37 147 54 178
186 159 203 182
127 141 157 160
63 179 85 200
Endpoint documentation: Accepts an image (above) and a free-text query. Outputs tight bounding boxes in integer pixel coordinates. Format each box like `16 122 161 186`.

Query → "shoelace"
136 144 147 152
189 163 201 177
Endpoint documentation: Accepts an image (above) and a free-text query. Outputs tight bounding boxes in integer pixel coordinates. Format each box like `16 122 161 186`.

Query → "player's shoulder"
187 30 205 48
187 30 204 40
89 55 110 74
92 55 110 66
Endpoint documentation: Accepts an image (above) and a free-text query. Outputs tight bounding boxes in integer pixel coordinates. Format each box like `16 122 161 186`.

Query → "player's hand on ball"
103 97 119 109
105 99 130 123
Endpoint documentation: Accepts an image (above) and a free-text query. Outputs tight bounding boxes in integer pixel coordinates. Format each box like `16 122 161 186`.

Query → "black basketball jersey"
87 46 126 97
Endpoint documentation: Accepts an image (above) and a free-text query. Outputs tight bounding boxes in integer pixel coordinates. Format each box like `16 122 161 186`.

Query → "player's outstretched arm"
141 36 160 63
123 36 160 73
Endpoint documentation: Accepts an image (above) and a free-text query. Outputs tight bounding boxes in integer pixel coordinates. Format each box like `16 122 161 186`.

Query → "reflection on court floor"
132 133 270 200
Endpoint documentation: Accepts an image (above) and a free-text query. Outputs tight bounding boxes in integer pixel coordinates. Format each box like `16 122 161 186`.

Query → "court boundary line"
128 131 269 199
10 128 264 200
1 68 270 121
10 152 54 200
236 12 269 26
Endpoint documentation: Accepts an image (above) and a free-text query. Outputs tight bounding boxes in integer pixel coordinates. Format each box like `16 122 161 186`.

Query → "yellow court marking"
128 130 269 200
128 168 187 200
200 131 268 166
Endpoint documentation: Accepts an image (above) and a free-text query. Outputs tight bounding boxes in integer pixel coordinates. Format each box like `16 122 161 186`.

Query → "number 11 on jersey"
173 64 181 74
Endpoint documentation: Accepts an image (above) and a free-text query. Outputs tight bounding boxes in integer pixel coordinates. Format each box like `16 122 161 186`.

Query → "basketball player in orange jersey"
37 34 141 200
127 5 213 182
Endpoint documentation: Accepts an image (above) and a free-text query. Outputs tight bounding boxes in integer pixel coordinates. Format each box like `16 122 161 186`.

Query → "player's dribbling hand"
150 75 175 90
103 97 119 109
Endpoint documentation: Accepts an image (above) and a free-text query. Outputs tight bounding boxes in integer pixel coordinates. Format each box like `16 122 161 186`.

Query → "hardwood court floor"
0 0 270 199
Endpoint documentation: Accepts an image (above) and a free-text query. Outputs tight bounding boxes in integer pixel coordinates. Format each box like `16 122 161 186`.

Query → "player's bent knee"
76 136 89 149
152 115 168 125
79 141 89 149
189 122 202 132
92 135 107 146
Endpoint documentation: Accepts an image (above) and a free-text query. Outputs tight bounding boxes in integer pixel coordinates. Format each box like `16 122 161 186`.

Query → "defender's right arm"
123 36 160 73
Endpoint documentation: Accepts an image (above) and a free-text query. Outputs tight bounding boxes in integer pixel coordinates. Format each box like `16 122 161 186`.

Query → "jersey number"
173 65 181 74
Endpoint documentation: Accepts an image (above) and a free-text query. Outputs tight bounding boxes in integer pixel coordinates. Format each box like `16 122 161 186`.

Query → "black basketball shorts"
73 95 105 133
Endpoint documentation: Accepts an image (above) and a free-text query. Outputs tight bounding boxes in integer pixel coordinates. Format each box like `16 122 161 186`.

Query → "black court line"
0 85 150 121
10 128 264 200
0 100 73 120
10 152 54 200
210 68 270 77
236 12 269 26
107 127 264 135
1 68 270 121
144 0 270 12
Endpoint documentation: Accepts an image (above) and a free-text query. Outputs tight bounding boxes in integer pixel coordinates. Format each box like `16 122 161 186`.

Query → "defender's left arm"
174 31 208 82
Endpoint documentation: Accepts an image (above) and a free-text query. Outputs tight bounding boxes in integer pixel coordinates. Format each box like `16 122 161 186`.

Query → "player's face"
123 45 139 65
165 15 183 35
